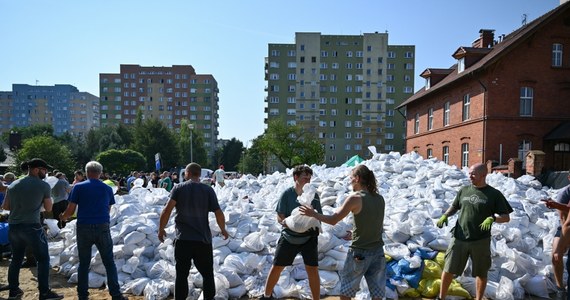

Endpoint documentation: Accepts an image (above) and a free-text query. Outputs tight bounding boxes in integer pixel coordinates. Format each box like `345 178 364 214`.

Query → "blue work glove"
479 216 494 231
436 214 448 228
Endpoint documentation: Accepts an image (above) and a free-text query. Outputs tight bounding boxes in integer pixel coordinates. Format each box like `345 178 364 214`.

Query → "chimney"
472 29 495 48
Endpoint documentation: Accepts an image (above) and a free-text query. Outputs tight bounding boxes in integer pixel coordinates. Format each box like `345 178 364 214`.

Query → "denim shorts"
340 246 386 298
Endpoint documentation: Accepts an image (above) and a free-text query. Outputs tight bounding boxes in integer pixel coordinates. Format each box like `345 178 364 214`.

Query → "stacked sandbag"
49 151 564 299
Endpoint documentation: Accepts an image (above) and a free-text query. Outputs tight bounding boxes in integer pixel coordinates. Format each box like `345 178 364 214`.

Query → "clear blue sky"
1 0 558 145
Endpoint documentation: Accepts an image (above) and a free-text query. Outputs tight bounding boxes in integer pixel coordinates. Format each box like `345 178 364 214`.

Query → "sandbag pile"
49 151 563 300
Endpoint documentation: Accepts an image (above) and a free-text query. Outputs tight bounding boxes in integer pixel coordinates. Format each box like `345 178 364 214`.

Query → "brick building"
397 2 570 172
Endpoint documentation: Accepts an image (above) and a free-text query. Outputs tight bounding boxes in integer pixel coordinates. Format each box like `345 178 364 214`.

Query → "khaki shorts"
443 237 491 278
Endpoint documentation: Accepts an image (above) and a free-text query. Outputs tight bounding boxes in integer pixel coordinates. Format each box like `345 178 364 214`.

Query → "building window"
555 142 570 152
461 143 469 168
427 148 433 158
414 113 420 134
404 63 413 70
462 94 470 121
458 58 465 73
518 140 532 162
520 87 533 116
428 108 434 130
443 146 449 164
553 43 563 67
443 101 450 126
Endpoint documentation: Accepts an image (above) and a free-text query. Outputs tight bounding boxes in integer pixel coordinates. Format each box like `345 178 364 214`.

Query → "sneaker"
8 288 24 299
39 289 63 300
260 295 275 300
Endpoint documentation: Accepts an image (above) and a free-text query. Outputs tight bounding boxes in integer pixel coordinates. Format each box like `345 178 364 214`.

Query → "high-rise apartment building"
0 84 99 136
99 64 220 157
265 32 414 169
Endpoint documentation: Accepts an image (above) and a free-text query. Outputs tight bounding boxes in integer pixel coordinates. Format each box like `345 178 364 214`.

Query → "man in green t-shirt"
159 171 173 192
436 163 512 300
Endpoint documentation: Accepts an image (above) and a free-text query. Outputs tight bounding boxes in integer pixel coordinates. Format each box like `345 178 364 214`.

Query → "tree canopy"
15 135 75 176
132 118 181 171
96 149 146 176
259 119 324 168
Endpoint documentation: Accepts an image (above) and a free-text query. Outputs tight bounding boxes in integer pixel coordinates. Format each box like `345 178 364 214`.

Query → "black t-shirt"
170 181 221 243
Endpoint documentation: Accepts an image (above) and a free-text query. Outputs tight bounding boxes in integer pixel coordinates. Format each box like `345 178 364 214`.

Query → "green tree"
178 119 208 168
84 125 133 161
15 135 75 176
240 135 267 175
219 138 243 171
96 149 146 176
132 118 181 171
55 132 91 171
1 124 54 148
259 119 325 168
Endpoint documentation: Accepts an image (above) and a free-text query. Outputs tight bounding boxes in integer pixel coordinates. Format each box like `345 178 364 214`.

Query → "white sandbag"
291 265 308 280
213 246 232 263
146 260 175 281
384 243 410 261
122 256 140 274
319 270 340 289
124 230 147 245
143 279 172 300
133 246 155 258
427 238 450 251
284 207 321 233
48 240 64 256
318 255 344 271
213 273 230 299
44 218 60 238
228 284 247 298
325 248 348 261
218 268 244 287
496 276 515 300
241 230 266 252
121 277 151 296
212 235 231 249
518 274 553 298
86 271 106 288
223 253 246 274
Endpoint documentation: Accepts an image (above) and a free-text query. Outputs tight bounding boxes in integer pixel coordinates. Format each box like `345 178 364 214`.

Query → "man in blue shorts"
261 165 322 300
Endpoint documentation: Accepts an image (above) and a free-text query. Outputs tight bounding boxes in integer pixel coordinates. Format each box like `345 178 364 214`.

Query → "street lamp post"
188 123 195 162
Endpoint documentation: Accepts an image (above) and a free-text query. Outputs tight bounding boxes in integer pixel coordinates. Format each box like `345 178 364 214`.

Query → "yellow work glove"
479 216 494 231
436 214 448 228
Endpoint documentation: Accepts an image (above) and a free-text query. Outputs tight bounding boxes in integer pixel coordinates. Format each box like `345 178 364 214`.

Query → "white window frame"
520 87 533 116
553 43 563 67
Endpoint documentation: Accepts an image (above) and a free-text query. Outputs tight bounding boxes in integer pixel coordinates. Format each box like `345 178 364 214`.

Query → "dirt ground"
0 258 145 300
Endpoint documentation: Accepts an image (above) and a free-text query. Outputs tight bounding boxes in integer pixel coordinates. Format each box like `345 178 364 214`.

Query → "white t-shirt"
214 169 225 183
